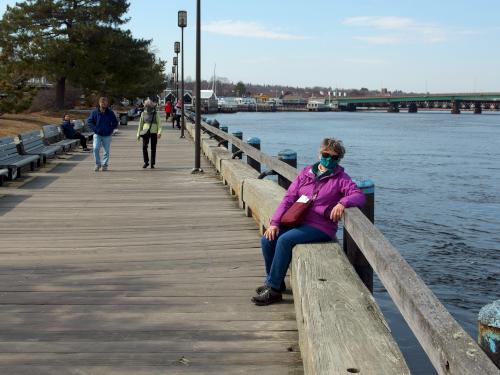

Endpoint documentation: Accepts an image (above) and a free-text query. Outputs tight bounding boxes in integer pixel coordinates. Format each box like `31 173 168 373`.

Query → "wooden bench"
0 136 41 180
73 120 94 141
19 130 64 164
0 168 8 186
42 125 79 151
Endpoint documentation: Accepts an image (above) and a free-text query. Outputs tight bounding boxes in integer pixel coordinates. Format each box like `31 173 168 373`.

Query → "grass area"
0 111 87 138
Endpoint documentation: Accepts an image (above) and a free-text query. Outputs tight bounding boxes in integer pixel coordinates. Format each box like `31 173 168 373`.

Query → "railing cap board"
292 243 410 375
343 208 500 374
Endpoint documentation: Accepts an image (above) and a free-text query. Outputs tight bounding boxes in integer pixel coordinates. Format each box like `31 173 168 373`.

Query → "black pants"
142 133 158 165
69 133 87 149
175 114 181 129
165 112 170 121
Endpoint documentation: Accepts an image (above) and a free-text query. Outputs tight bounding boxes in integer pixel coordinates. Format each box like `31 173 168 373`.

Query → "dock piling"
246 137 261 172
478 300 500 368
343 179 375 293
231 131 243 159
277 149 297 189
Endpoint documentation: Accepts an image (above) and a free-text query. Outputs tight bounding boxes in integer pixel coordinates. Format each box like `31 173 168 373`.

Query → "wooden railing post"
277 149 297 189
343 179 375 293
231 130 243 159
246 137 261 172
219 126 228 148
478 300 500 368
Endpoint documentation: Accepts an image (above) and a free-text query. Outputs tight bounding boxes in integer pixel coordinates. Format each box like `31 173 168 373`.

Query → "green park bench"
0 136 41 180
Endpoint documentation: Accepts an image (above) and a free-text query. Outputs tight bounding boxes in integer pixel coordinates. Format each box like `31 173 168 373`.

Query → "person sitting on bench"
61 114 90 151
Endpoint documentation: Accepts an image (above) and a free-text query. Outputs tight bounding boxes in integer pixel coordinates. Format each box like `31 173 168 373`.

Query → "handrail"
343 208 499 375
197 120 298 182
187 114 500 374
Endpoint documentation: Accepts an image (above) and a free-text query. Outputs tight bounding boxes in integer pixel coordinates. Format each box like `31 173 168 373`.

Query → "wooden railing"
185 111 500 375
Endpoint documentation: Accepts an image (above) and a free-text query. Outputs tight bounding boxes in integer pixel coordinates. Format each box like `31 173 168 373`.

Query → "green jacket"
137 111 162 137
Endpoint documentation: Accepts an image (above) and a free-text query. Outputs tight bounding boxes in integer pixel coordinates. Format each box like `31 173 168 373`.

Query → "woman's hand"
264 225 279 241
330 203 345 221
158 134 161 139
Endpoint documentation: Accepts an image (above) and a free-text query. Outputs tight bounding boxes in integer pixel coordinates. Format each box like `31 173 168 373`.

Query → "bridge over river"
0 118 497 375
336 92 500 113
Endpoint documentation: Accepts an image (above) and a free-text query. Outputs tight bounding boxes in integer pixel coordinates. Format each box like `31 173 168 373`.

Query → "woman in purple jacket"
252 138 366 306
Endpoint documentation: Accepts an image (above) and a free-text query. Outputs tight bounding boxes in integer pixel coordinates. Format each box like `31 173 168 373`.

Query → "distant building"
281 94 307 109
307 97 330 111
192 89 218 113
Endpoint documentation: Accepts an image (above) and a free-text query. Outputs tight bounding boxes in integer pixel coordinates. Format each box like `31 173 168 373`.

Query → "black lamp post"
192 0 202 172
172 56 178 102
174 42 180 102
178 10 187 138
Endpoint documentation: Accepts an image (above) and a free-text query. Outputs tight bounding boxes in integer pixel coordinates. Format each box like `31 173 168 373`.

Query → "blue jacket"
61 120 76 138
86 107 118 136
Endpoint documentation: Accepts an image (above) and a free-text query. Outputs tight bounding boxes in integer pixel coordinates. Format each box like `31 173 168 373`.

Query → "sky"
1 0 500 92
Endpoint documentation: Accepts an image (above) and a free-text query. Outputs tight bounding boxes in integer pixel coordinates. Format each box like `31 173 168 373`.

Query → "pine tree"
0 0 130 109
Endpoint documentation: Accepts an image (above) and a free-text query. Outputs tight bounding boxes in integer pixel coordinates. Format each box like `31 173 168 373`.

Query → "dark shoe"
143 163 149 169
251 287 282 306
151 165 155 169
255 282 286 295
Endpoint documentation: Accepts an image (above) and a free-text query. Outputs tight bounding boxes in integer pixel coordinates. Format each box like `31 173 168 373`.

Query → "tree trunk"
55 76 66 109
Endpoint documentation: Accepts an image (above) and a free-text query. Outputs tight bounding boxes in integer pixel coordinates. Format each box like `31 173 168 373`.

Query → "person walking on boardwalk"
61 114 90 151
137 99 162 169
174 100 182 129
86 96 118 172
252 138 366 306
165 100 172 123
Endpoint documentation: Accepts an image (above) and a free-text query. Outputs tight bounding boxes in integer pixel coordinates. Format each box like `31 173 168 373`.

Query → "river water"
211 111 500 374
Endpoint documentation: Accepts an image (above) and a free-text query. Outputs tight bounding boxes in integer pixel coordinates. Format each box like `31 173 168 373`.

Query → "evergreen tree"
0 0 130 108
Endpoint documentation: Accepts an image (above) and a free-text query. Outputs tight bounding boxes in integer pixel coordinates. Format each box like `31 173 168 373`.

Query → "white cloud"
343 16 447 44
203 20 308 40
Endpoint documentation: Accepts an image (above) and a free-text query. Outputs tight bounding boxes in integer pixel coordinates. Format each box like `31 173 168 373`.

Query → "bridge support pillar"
347 103 356 112
408 103 418 113
474 102 482 114
387 102 400 113
451 100 461 114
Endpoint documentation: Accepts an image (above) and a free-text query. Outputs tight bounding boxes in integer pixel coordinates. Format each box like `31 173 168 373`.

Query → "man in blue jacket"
86 97 118 171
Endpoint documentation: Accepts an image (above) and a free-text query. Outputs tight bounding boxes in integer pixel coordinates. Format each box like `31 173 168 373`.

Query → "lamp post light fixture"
178 10 187 138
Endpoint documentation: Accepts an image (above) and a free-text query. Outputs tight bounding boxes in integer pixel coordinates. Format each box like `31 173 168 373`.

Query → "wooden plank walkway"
0 121 302 375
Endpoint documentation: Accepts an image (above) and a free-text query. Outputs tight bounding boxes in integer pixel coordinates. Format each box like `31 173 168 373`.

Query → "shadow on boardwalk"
0 122 302 374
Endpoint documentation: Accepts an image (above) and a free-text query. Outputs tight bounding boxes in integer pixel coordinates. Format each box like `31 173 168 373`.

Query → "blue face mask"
320 156 338 170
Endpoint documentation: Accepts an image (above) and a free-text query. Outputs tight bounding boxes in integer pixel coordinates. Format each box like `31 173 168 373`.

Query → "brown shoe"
251 287 282 306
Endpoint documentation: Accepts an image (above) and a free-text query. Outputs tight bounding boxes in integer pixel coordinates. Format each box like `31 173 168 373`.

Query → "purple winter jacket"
270 165 366 239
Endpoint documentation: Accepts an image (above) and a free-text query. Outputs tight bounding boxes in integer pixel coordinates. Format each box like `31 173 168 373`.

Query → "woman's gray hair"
144 99 155 108
321 138 345 159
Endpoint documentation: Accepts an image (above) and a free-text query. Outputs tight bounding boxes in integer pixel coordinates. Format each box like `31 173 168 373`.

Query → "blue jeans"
93 135 112 166
261 225 331 290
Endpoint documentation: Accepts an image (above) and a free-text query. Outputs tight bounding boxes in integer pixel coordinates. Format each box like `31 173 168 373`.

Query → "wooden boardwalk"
0 122 302 375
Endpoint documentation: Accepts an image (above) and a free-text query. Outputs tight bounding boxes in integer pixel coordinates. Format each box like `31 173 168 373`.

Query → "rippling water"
212 111 500 374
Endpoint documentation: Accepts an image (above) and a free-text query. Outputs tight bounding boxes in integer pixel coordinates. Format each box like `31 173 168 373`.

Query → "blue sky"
1 0 500 92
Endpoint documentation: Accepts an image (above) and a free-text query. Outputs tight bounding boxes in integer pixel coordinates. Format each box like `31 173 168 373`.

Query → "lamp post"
174 42 180 102
178 10 187 138
192 0 202 173
172 56 178 102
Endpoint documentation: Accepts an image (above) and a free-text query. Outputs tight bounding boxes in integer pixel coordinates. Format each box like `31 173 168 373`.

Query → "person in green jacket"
137 99 162 169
